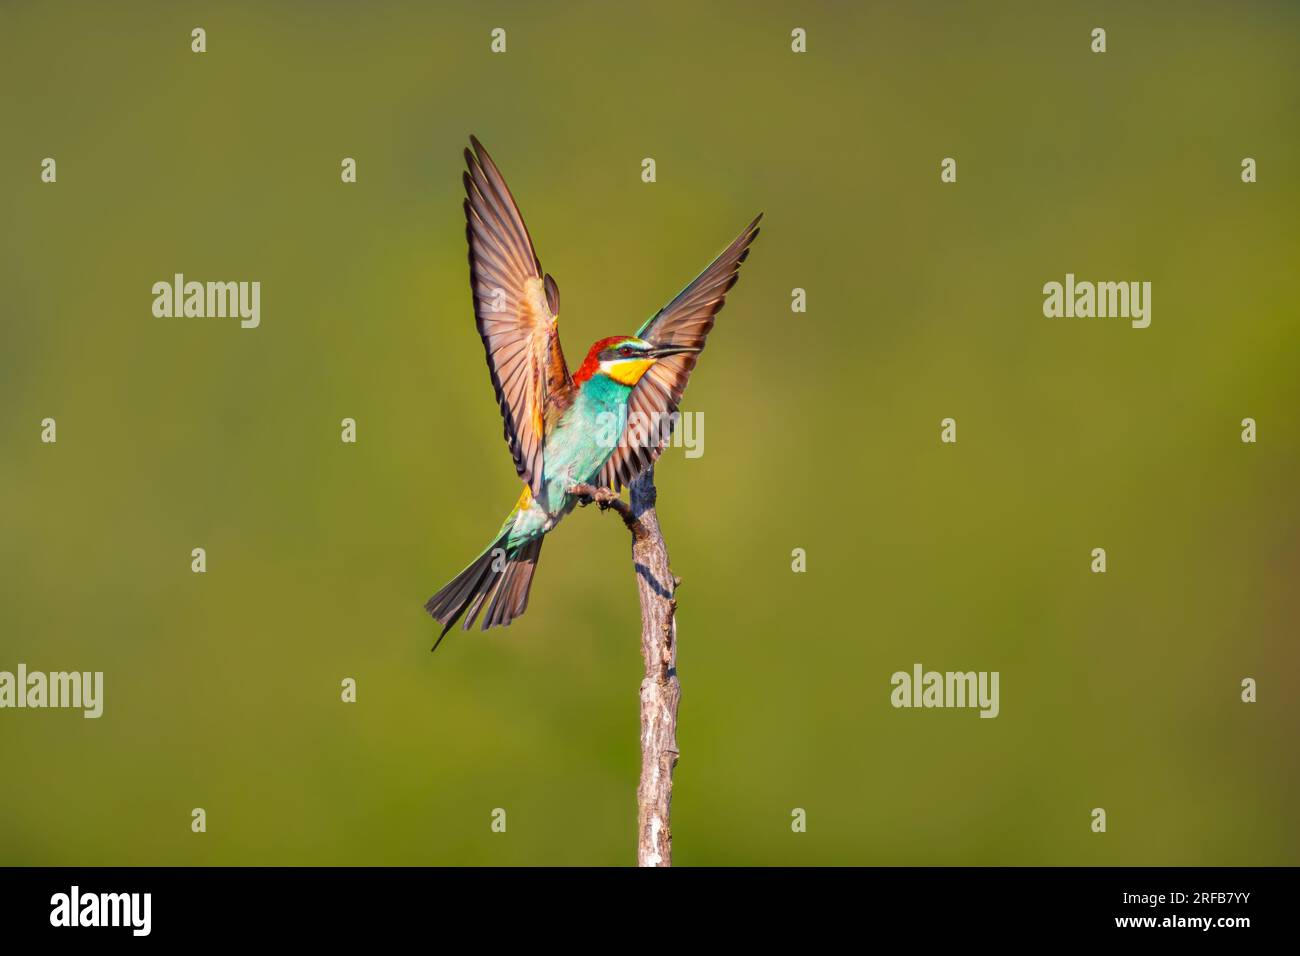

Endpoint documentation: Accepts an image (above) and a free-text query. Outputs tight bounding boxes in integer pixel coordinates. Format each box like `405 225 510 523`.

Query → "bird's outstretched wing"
597 214 762 491
464 136 573 498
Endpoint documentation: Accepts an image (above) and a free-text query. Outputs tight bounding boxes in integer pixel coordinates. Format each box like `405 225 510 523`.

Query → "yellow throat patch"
605 357 656 387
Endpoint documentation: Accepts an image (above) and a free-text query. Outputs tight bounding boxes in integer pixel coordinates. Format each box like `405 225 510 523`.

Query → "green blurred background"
2 1 1297 865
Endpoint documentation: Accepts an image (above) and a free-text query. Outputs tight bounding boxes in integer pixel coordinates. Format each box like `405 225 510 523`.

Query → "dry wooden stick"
572 467 681 867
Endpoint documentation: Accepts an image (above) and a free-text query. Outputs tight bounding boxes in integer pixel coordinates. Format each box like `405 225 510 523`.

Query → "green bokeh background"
2 1 1297 865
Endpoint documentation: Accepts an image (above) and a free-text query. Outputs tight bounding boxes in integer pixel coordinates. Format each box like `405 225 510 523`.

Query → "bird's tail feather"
425 532 543 650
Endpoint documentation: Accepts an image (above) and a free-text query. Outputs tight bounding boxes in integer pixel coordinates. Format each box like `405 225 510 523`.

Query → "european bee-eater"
426 136 760 647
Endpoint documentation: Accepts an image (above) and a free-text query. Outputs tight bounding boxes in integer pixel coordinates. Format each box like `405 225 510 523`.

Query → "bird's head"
574 336 700 388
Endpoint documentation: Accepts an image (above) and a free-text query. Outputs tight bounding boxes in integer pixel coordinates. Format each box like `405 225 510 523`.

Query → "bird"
426 136 761 648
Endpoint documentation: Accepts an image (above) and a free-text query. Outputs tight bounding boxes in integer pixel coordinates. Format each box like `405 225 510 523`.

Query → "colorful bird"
426 136 761 647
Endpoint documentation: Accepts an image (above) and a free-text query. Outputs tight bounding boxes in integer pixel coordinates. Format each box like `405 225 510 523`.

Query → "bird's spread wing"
464 136 573 498
597 214 762 491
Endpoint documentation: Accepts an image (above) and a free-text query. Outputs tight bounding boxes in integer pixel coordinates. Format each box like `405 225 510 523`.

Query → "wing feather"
463 137 573 497
598 214 762 490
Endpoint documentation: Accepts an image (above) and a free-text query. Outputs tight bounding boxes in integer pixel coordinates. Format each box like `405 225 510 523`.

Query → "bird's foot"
569 483 622 511
569 483 641 535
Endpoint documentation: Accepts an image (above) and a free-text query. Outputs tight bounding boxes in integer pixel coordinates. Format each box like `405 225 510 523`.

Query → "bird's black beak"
647 344 701 359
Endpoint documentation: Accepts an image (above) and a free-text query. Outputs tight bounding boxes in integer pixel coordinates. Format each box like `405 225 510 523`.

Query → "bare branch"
573 470 680 866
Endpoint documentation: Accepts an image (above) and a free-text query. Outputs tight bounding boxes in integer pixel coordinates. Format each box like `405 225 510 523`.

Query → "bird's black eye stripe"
599 344 641 361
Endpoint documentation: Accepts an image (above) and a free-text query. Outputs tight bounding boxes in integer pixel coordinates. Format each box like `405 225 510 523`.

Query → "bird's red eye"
619 346 633 357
